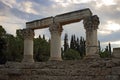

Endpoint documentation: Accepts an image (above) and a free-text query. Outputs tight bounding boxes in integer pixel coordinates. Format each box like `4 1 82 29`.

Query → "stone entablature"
26 8 92 29
54 8 92 25
26 17 53 29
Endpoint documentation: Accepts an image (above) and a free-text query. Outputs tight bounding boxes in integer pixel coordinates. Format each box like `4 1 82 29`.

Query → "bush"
63 49 80 60
99 51 111 58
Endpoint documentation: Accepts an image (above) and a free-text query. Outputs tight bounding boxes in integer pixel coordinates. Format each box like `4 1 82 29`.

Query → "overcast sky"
0 0 120 50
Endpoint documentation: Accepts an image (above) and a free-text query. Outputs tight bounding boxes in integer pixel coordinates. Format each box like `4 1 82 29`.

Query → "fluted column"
83 15 100 57
49 23 63 61
22 29 34 62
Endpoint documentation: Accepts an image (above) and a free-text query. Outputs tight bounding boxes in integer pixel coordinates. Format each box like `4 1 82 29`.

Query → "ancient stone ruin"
20 8 100 62
0 8 120 80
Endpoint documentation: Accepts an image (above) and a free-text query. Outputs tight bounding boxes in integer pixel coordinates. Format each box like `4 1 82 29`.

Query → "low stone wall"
0 58 120 80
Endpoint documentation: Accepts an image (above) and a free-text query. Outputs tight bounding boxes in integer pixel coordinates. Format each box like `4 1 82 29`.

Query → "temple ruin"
19 8 100 62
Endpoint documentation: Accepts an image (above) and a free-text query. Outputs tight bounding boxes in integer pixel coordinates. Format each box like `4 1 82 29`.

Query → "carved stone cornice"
22 29 34 39
49 23 63 35
83 15 100 30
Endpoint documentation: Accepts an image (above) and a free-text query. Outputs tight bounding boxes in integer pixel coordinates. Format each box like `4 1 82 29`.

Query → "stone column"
22 29 34 62
49 23 63 61
83 15 100 57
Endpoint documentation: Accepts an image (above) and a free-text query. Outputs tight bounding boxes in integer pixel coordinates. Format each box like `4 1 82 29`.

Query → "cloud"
1 0 39 15
18 1 39 15
1 0 16 8
0 0 120 49
101 40 120 50
98 29 120 42
32 0 55 7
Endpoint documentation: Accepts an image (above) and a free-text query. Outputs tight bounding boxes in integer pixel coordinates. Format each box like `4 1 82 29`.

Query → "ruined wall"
0 58 120 80
113 48 120 58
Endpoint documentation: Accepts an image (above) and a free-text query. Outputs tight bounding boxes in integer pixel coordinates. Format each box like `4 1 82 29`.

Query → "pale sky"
0 0 120 50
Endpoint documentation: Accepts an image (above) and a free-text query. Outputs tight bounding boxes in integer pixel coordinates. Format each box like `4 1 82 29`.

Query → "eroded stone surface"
0 58 120 80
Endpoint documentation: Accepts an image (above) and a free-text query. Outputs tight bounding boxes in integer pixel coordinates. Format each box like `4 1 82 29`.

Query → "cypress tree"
98 40 101 53
39 35 41 39
79 37 83 57
105 46 108 52
76 37 80 52
73 35 77 50
43 34 45 40
70 35 74 49
108 42 112 55
79 37 86 58
82 38 86 56
64 33 69 52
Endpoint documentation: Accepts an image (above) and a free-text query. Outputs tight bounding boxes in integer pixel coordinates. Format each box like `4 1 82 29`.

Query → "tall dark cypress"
39 35 41 39
43 34 45 40
98 40 101 53
64 33 69 52
108 42 112 55
79 37 86 57
76 37 80 52
79 37 83 57
73 35 76 50
82 38 86 56
105 46 108 52
70 35 74 49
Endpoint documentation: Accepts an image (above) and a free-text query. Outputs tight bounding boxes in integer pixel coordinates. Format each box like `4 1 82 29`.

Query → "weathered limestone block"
112 67 120 75
113 48 120 58
106 75 120 80
112 58 120 67
7 69 22 75
26 17 53 29
55 8 92 25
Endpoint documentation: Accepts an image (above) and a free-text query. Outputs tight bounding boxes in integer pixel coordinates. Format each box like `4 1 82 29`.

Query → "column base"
22 55 34 63
49 57 62 61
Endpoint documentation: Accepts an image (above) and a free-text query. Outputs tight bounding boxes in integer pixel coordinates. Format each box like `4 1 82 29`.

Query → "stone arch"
17 8 100 62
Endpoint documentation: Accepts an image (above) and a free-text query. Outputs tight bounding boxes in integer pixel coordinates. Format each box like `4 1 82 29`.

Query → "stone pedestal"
22 29 34 62
49 23 63 61
83 15 100 57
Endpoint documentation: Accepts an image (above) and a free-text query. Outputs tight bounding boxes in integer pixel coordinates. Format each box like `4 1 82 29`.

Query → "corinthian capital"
49 23 63 35
22 29 34 39
83 15 100 30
